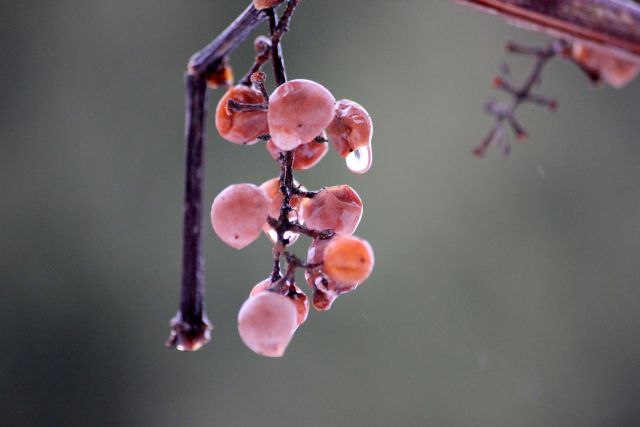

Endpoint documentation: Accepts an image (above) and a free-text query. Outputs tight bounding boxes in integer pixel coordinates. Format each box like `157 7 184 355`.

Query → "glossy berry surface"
323 235 374 286
238 292 298 357
211 183 269 249
301 185 363 235
215 85 268 145
268 79 336 151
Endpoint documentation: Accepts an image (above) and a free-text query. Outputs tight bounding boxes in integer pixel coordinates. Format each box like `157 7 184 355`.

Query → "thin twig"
473 39 566 157
240 36 273 86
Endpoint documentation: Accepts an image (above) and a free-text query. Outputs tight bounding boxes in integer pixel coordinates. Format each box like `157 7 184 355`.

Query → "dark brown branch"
267 8 287 86
166 74 212 352
455 0 640 61
227 98 268 112
189 4 268 76
168 3 268 352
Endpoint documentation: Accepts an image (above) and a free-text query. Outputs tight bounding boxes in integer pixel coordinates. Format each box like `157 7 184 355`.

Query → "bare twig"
167 3 268 352
473 40 566 157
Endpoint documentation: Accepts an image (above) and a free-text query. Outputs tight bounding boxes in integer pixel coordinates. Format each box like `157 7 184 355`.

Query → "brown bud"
205 61 234 89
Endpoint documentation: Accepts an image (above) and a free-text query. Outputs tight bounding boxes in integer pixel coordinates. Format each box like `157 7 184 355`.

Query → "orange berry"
238 292 297 357
326 99 372 157
323 235 374 286
215 85 268 145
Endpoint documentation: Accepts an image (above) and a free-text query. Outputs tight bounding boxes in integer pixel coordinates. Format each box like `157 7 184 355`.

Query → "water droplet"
264 227 299 245
345 145 372 174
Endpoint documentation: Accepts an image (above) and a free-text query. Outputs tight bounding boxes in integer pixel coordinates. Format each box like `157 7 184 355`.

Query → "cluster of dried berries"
211 75 374 357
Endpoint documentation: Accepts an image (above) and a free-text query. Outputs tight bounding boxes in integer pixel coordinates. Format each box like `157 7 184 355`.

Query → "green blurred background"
2 1 640 426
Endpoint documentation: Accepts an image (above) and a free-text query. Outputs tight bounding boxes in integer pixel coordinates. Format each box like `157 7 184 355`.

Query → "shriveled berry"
326 99 373 156
268 79 336 151
301 185 363 235
238 292 298 357
215 85 268 145
266 132 328 170
323 235 374 286
211 183 269 249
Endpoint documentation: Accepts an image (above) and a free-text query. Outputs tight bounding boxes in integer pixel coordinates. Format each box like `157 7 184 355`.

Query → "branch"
455 0 640 60
167 3 268 352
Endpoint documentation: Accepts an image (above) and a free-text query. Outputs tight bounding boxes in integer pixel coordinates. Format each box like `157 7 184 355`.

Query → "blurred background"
2 1 640 426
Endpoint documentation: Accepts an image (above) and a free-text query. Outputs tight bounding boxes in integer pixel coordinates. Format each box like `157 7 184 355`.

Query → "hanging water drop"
345 144 372 174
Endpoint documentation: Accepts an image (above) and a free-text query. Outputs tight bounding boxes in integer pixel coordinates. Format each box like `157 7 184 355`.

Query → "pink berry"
326 99 373 156
266 132 328 170
215 85 268 145
301 185 363 235
210 183 269 249
268 79 336 151
238 292 298 357
249 279 308 327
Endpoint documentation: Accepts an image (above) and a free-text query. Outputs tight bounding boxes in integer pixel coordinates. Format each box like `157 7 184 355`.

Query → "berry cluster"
211 74 375 357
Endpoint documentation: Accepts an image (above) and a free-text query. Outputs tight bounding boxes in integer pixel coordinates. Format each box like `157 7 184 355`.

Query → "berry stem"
168 3 268 352
266 1 313 286
240 36 273 86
